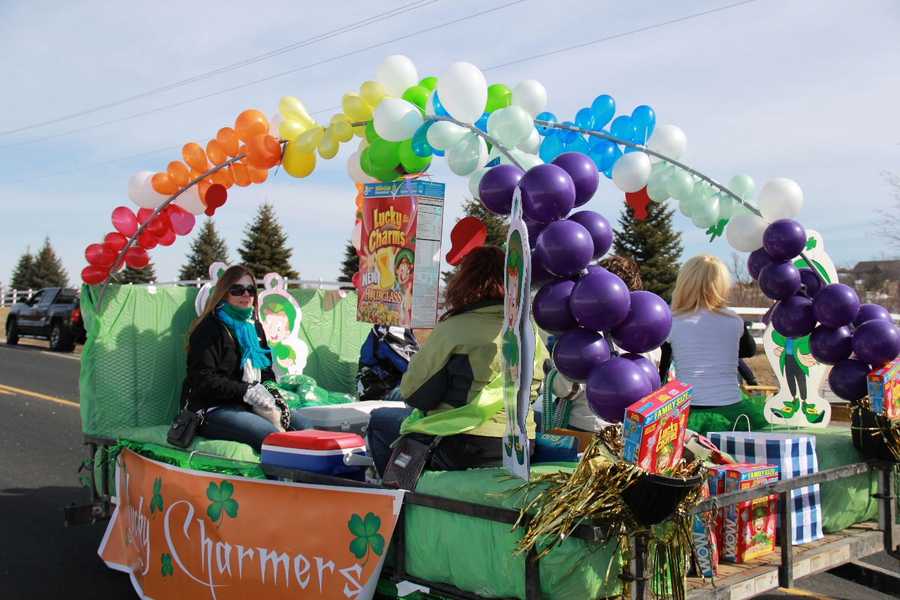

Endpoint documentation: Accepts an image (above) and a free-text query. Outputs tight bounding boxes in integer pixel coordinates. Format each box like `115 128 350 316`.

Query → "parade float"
69 55 900 599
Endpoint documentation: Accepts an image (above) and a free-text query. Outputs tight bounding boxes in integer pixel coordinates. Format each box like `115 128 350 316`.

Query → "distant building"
838 259 900 311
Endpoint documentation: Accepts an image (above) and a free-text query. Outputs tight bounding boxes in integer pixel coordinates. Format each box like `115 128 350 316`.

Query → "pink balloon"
167 206 196 236
111 206 138 237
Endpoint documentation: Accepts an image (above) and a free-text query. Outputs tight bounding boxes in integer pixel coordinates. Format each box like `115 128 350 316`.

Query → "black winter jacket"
184 313 276 412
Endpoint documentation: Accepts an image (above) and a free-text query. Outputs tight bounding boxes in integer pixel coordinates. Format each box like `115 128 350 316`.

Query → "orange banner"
100 449 404 599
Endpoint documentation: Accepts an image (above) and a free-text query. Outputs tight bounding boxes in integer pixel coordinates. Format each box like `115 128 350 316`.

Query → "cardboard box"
720 464 779 563
868 358 900 419
623 380 692 473
691 477 720 578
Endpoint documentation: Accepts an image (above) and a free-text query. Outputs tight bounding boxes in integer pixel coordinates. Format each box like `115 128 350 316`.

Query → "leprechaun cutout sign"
258 273 309 379
762 230 837 427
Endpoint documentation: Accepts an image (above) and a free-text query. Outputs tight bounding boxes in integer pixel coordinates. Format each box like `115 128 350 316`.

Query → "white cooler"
295 400 406 435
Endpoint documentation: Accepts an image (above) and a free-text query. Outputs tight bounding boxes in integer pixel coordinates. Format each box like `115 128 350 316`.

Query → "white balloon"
758 177 803 220
375 55 419 97
468 167 490 200
726 213 768 252
446 133 487 176
373 98 423 142
501 148 542 171
426 120 467 150
351 220 362 251
128 171 167 209
269 113 283 138
511 80 547 117
611 151 652 193
346 151 375 184
647 124 687 160
174 185 205 215
517 127 541 154
486 106 533 147
437 62 488 124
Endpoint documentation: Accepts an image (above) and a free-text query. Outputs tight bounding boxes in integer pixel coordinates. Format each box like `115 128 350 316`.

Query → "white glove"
243 383 276 409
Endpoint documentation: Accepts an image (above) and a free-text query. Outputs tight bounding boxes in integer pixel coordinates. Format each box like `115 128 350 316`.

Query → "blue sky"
1 0 898 286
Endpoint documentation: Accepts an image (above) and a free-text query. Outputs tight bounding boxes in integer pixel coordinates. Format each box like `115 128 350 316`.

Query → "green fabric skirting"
687 392 768 436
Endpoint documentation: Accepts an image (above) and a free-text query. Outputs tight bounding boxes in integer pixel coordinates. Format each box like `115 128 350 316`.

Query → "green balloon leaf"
486 83 512 113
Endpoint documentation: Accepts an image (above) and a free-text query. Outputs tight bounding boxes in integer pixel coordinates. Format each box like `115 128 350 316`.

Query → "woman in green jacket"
368 246 545 475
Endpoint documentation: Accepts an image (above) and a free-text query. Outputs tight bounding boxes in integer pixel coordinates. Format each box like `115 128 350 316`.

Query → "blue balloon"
432 91 449 117
485 156 501 168
539 135 565 163
591 95 616 128
566 135 591 155
631 105 656 144
559 121 578 143
475 112 489 133
610 115 636 142
588 139 618 171
433 148 445 157
411 122 434 158
536 111 557 135
575 107 595 130
603 146 623 179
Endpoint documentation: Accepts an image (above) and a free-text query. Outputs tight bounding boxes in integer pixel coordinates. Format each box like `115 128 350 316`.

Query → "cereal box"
720 464 779 563
623 380 692 473
868 358 900 419
691 477 720 578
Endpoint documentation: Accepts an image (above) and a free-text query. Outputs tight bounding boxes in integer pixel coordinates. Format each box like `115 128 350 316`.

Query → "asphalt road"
0 341 896 599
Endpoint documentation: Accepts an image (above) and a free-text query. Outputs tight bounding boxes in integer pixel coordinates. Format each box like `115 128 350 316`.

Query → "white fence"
0 287 36 307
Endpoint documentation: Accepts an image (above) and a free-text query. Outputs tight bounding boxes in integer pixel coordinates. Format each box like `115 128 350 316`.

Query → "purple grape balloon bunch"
514 152 673 423
749 219 899 402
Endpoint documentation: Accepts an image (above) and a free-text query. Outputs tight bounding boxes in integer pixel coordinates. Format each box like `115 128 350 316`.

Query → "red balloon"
85 243 116 268
166 205 196 236
157 227 176 247
625 187 652 221
138 230 158 250
82 265 109 285
203 183 228 216
104 232 128 252
148 212 171 237
125 247 150 269
112 206 138 237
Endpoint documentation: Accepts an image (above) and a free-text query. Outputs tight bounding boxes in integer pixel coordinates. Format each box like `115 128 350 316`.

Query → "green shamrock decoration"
150 477 164 514
706 218 729 242
805 237 817 250
206 481 239 524
161 553 174 577
348 512 385 561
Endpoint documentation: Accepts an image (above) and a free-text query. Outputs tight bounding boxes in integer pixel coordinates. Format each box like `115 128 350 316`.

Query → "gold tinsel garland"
513 429 706 600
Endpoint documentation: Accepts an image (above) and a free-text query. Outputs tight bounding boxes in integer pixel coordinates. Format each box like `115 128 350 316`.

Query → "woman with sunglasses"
183 265 303 451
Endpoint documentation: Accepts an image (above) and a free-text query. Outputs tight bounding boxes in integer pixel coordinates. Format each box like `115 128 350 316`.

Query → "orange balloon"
246 134 282 169
247 166 268 184
206 139 227 165
235 109 269 143
212 167 234 188
217 127 240 156
151 172 178 195
167 161 191 187
231 163 251 187
183 143 209 172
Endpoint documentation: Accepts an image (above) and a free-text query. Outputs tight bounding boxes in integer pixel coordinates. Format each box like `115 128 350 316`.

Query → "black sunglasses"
228 284 256 297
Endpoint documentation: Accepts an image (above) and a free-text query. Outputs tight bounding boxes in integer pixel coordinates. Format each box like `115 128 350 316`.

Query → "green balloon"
360 147 376 177
486 83 512 112
365 121 380 143
666 169 695 200
419 76 438 92
399 139 431 173
402 85 430 112
368 138 400 170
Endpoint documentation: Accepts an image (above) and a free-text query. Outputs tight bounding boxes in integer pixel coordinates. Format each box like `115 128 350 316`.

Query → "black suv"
5 288 86 352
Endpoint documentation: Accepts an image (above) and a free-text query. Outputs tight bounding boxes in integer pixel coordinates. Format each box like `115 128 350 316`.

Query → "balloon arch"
82 54 899 414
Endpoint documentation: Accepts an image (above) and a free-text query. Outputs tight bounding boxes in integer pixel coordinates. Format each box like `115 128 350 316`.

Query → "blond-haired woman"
658 255 761 434
183 265 302 451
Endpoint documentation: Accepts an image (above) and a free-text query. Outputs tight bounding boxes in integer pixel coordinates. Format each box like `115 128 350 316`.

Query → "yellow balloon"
279 118 309 141
329 114 354 142
283 142 316 178
295 127 324 153
360 80 388 106
352 124 366 138
279 96 315 129
342 93 372 122
318 132 339 159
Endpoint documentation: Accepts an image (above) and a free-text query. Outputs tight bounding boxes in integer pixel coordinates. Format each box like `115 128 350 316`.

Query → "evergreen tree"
179 219 230 280
337 241 359 282
10 248 35 289
613 202 683 301
116 263 157 284
30 238 69 288
237 203 298 279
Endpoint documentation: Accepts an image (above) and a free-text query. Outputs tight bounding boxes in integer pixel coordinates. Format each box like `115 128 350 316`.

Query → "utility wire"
0 0 525 150
0 0 439 137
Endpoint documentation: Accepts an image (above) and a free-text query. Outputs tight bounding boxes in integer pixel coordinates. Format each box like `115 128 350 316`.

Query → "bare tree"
729 251 752 285
875 171 900 251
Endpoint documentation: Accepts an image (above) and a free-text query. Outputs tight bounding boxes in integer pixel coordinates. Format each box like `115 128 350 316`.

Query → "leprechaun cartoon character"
769 331 822 422
257 274 309 379
502 239 526 464
394 248 415 326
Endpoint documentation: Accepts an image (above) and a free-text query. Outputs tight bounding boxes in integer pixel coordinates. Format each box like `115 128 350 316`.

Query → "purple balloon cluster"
749 219 900 402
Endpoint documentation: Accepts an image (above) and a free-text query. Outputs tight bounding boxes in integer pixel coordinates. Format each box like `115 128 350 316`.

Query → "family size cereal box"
720 464 779 563
623 380 692 473
868 358 900 419
690 477 720 578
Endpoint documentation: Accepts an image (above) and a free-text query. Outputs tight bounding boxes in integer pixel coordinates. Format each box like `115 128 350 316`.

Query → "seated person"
658 255 764 435
368 246 545 475
183 265 304 451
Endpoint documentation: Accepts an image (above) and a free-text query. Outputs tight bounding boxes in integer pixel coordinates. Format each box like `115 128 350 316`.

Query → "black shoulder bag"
382 436 442 490
167 382 203 448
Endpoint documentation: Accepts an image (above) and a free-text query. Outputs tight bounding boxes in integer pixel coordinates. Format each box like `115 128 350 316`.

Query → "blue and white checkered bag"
707 431 824 545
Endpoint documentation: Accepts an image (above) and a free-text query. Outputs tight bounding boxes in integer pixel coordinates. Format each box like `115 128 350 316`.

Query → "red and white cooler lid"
263 430 365 451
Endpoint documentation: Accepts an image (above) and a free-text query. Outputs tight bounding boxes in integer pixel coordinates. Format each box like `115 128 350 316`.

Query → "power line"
0 0 439 137
0 0 526 150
